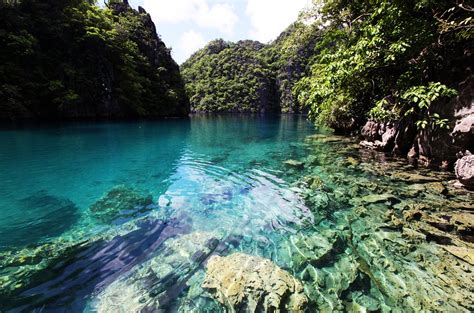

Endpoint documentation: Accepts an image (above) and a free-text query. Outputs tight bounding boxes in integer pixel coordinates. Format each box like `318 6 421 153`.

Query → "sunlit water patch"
0 115 472 312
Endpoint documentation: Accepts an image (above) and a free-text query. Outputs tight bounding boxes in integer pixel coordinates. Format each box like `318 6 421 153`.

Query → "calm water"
0 115 471 312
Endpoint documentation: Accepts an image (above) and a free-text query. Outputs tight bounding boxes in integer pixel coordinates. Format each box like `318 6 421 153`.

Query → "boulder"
455 152 474 188
361 120 381 141
452 114 474 138
452 111 474 151
202 253 308 312
360 121 396 151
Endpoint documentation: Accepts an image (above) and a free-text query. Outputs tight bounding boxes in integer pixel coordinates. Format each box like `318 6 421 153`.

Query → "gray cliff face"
272 24 319 114
94 1 189 119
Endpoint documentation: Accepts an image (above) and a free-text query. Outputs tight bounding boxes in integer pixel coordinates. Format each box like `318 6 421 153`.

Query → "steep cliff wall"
0 0 189 120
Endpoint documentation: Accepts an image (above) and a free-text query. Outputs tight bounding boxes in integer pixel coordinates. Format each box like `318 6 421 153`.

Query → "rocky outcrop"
360 77 474 171
202 253 308 312
270 23 319 113
455 151 474 188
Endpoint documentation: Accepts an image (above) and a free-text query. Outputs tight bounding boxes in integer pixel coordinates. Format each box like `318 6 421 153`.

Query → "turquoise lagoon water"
0 115 471 312
0 115 316 310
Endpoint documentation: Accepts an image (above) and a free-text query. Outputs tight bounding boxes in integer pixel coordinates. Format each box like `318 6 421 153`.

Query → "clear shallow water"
1 115 472 312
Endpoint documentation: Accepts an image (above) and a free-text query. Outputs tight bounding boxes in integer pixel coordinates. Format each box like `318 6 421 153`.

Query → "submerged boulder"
0 191 78 247
283 159 305 169
202 253 308 312
89 185 153 222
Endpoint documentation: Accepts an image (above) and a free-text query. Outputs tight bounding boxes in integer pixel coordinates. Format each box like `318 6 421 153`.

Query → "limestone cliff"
0 0 189 120
360 76 473 175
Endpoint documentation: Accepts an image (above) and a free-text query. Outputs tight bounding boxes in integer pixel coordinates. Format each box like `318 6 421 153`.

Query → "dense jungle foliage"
0 0 189 120
295 0 473 132
181 21 320 113
181 40 276 113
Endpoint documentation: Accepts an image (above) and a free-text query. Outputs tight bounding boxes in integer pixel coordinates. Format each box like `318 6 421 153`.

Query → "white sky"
126 0 311 63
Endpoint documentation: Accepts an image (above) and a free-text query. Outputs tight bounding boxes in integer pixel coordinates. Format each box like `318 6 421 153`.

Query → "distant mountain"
181 21 320 113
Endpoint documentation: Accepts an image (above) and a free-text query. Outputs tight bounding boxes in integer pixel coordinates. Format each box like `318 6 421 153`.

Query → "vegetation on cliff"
181 40 276 113
0 0 189 120
181 21 320 113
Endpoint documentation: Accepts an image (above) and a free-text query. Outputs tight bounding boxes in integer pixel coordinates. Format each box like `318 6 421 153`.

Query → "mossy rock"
90 185 153 222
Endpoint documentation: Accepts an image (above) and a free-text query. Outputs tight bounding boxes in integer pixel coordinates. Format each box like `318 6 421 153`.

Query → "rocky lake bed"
0 124 472 312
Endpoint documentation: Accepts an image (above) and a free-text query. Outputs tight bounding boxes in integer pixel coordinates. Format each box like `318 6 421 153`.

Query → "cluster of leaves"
181 19 320 113
294 0 472 131
0 0 188 120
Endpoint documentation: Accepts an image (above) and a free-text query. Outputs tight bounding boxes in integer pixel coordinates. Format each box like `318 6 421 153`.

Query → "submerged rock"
90 185 153 222
280 231 344 271
443 245 474 265
391 172 439 183
94 231 220 312
294 133 474 312
202 253 308 312
283 159 305 169
360 193 397 204
1 217 189 311
0 191 78 248
424 181 448 195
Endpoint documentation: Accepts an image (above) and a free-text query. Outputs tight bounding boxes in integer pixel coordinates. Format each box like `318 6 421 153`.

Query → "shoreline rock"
455 151 474 188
